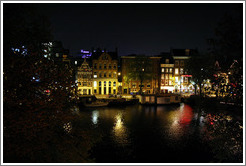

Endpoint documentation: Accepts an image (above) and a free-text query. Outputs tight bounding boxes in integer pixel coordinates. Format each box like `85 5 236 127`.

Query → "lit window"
175 68 179 75
165 74 168 79
166 68 169 73
94 81 97 87
175 77 179 83
169 74 172 79
180 68 183 74
169 68 172 73
169 80 172 85
161 74 164 79
165 80 168 85
161 68 164 72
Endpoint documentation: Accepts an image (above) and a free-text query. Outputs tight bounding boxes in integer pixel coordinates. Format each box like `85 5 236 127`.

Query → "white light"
32 77 35 80
75 61 77 65
94 75 97 78
94 81 97 87
44 55 48 58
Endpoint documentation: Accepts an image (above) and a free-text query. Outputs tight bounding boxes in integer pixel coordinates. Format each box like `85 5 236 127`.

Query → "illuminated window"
109 81 111 86
175 60 179 66
165 74 168 79
94 81 97 87
175 77 179 83
113 81 116 86
169 80 172 85
175 68 179 75
166 68 169 73
104 81 106 86
184 77 188 83
180 68 183 74
169 74 172 79
104 64 107 69
161 74 164 79
161 68 164 72
169 68 172 73
165 80 168 85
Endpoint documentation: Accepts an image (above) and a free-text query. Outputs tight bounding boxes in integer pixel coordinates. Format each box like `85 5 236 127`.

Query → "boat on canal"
139 94 181 105
84 101 109 108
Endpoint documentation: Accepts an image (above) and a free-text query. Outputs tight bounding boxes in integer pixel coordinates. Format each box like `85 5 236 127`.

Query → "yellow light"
118 72 121 76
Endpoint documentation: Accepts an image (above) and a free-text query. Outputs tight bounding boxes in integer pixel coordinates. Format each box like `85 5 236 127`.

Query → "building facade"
160 58 174 93
77 58 93 95
172 49 196 94
92 52 118 95
121 56 161 94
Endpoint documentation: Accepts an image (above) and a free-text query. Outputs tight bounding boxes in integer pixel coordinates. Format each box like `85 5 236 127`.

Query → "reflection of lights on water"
113 113 129 145
92 111 99 125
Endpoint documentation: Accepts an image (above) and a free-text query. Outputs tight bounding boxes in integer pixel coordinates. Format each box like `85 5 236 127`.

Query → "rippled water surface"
76 103 243 163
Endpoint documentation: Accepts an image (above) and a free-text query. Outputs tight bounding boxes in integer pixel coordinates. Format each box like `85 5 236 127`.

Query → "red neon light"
182 75 192 77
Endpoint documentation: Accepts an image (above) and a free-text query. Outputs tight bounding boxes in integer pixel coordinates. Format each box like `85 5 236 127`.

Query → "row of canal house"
76 48 197 96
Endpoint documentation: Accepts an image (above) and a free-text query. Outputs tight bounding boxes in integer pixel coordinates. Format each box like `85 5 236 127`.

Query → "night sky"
36 3 240 56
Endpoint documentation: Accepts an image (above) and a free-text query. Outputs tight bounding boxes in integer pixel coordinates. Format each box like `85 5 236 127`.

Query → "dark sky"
37 3 241 56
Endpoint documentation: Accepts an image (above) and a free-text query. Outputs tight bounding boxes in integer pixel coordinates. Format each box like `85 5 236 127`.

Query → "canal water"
74 103 243 163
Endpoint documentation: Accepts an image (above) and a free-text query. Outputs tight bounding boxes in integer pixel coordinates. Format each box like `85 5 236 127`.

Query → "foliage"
127 55 153 94
2 4 97 162
185 54 214 95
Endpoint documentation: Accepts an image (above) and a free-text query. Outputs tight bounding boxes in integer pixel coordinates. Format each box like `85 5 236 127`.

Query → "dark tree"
127 55 153 94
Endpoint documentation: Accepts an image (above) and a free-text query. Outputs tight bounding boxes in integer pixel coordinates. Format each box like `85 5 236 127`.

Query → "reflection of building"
92 52 118 95
121 56 161 94
77 58 93 95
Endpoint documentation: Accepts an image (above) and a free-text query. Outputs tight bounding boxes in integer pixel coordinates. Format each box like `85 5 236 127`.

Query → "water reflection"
157 104 194 139
112 113 129 145
92 110 99 125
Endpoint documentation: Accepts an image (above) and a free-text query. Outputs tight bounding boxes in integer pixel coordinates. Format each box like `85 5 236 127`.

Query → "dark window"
104 73 106 77
104 64 107 69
